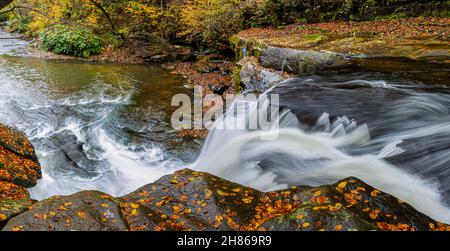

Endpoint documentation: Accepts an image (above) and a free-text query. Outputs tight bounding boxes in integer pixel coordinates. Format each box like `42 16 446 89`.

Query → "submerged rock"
4 169 449 231
0 123 41 228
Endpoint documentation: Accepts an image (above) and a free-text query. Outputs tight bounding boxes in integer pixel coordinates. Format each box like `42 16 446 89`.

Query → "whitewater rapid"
191 79 450 224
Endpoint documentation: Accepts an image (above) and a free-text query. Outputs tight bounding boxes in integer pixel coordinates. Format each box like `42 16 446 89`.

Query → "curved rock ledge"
0 124 41 228
3 168 450 231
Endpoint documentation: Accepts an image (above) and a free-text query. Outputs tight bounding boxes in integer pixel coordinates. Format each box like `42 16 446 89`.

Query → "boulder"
3 191 128 231
4 169 449 231
0 123 41 228
0 124 41 187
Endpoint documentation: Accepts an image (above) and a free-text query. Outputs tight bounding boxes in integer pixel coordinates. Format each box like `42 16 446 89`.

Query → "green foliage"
40 25 103 57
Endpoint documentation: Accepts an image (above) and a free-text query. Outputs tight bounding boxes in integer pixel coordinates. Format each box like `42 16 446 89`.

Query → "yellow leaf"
371 190 381 197
0 214 6 220
77 211 87 219
337 181 347 189
171 179 179 184
101 203 110 208
335 225 343 231
302 222 310 228
241 198 252 204
217 190 231 196
313 190 322 196
11 226 23 231
130 203 139 209
131 209 138 216
204 189 213 199
296 214 304 219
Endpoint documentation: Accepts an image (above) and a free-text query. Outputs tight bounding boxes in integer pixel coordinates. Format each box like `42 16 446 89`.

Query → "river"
1 30 450 223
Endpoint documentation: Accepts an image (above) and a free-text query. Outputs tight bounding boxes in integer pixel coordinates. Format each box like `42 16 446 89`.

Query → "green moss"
229 35 243 60
230 65 243 93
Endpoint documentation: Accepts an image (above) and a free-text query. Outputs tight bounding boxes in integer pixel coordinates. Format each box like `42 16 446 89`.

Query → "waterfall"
191 82 450 224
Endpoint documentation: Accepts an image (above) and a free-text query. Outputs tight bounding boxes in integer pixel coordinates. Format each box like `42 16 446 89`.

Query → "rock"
208 84 230 96
261 178 443 231
260 46 347 74
210 66 221 73
0 124 41 188
3 191 128 231
0 123 41 228
240 56 288 91
0 124 38 162
4 169 449 231
0 181 33 229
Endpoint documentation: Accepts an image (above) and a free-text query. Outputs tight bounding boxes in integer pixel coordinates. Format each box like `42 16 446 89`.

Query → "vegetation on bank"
0 0 448 58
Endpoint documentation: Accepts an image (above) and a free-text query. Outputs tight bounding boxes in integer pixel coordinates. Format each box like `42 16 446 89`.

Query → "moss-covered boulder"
0 123 41 228
4 169 449 231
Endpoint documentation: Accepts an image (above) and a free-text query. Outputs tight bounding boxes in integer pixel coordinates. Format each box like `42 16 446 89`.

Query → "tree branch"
89 0 115 33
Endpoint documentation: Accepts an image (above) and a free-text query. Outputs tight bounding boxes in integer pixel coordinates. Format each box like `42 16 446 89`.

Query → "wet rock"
3 191 128 231
4 169 449 231
261 177 445 231
210 66 221 73
0 181 33 228
260 46 347 74
0 124 38 162
240 56 289 91
0 123 41 227
0 124 41 188
208 84 230 96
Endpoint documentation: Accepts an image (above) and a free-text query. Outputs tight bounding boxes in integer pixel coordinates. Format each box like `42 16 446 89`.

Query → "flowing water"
0 29 199 199
1 30 450 223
